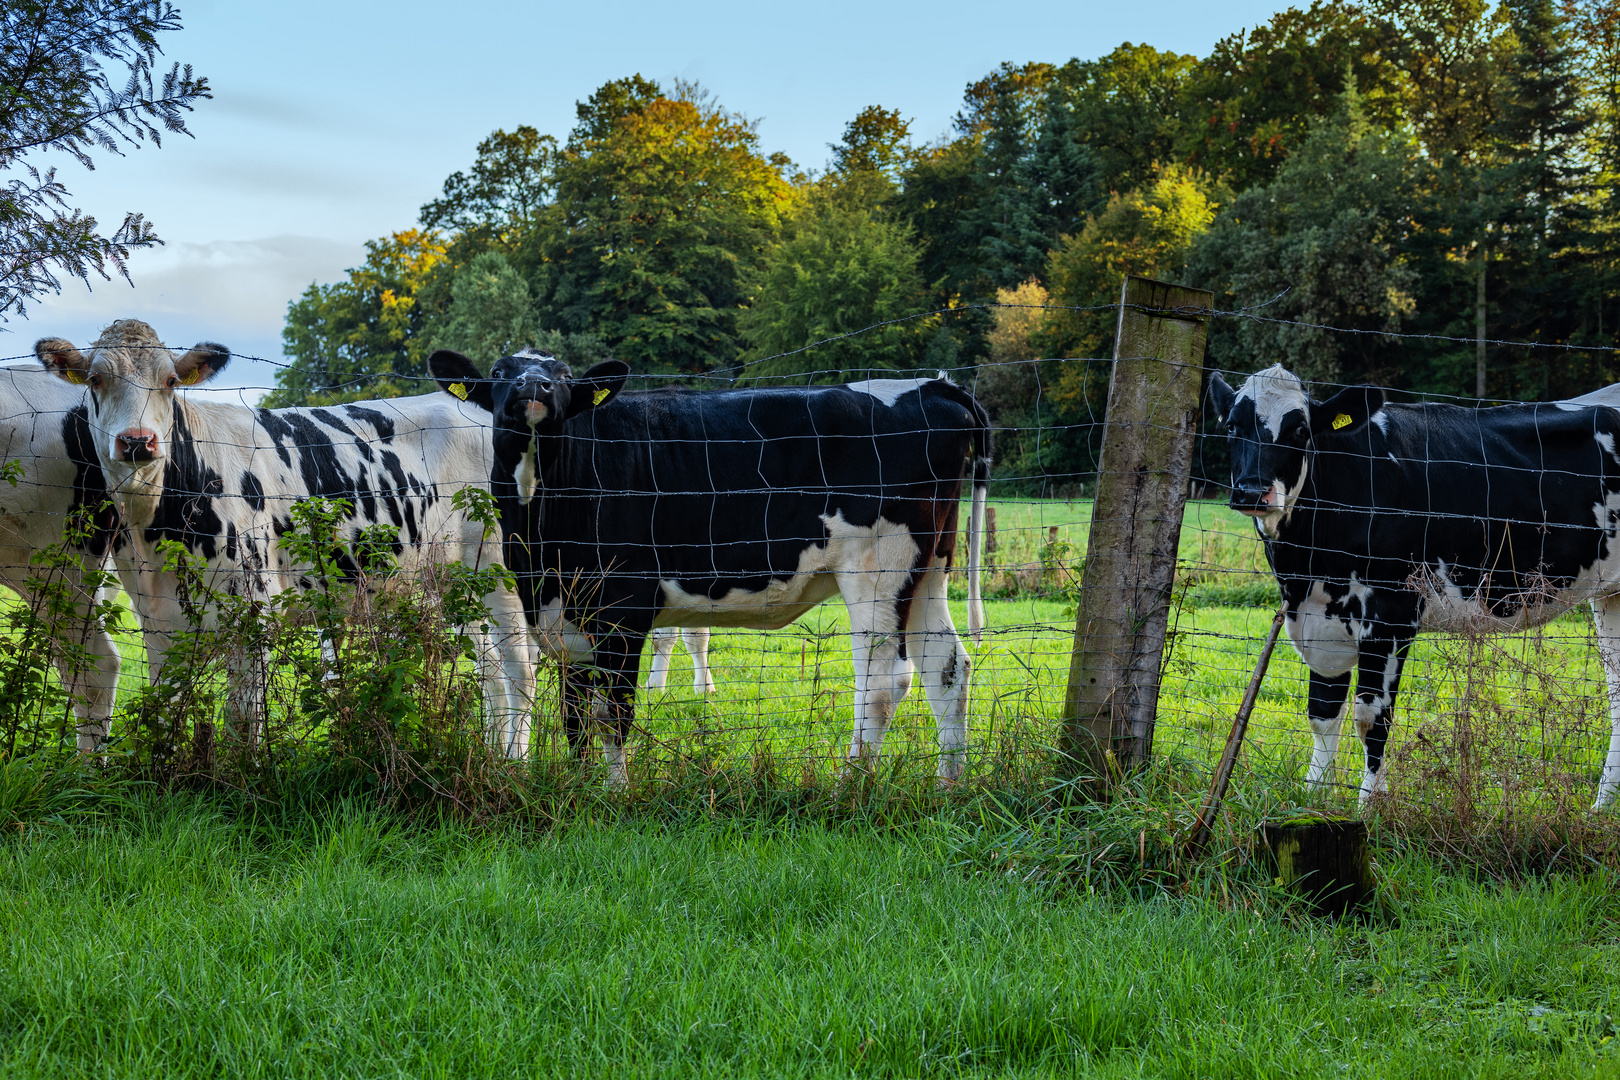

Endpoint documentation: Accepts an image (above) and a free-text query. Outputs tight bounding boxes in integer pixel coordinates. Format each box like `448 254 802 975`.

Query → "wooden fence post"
1061 275 1212 790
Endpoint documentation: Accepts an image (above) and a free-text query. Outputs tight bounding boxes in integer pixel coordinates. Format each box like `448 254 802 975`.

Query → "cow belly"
656 541 841 630
1287 583 1361 676
653 512 918 631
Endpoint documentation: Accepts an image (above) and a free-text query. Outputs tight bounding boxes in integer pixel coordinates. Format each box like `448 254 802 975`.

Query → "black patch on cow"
241 470 265 512
225 522 239 562
255 408 297 467
343 404 396 442
60 405 123 558
146 406 225 560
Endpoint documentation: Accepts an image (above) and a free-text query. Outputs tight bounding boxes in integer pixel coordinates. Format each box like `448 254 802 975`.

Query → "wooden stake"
1184 610 1285 858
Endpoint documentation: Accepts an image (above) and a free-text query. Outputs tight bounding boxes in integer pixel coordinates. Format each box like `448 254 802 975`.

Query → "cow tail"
966 401 991 645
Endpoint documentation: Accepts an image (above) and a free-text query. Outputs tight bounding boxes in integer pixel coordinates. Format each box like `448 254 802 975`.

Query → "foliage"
0 0 209 320
424 250 546 364
1039 164 1220 362
1190 92 1420 384
974 279 1047 421
542 82 792 375
269 230 446 407
1180 1 1404 187
738 185 933 382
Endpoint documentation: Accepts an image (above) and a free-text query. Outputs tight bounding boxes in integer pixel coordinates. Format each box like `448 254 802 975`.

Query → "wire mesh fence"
3 305 1620 857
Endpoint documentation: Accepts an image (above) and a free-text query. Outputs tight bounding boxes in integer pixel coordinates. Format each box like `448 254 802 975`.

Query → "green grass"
2 803 1618 1078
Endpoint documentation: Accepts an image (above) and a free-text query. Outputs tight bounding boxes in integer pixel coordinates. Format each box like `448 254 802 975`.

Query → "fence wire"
2 305 1620 846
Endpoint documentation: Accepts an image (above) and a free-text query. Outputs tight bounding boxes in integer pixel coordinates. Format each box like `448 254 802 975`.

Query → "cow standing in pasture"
0 366 123 750
1210 364 1620 810
428 347 989 785
35 320 534 750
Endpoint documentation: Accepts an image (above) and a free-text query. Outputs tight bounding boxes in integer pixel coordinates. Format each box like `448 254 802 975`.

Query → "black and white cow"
0 365 124 750
428 347 989 785
1210 363 1620 809
35 320 533 751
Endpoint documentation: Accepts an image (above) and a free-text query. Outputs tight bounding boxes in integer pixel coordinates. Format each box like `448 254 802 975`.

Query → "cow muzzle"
115 429 161 463
1229 483 1277 516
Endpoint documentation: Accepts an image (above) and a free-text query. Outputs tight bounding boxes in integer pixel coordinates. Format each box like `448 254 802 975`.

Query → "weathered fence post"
1061 275 1212 790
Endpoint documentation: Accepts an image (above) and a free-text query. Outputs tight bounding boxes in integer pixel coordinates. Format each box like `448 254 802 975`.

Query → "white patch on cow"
530 596 596 664
1286 580 1362 677
1562 383 1620 410
1598 431 1617 459
1370 409 1389 433
1235 364 1309 439
515 444 540 506
844 378 929 407
656 544 838 629
655 512 920 629
1254 456 1311 539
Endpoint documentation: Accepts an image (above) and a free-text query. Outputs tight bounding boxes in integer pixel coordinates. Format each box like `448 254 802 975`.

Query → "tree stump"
1259 813 1375 916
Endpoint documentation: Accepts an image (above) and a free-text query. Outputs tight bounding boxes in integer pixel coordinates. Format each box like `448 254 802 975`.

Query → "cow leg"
839 578 915 770
1304 669 1353 791
224 646 266 748
1350 627 1418 808
62 614 119 755
645 627 677 690
684 628 715 695
560 662 593 761
477 585 533 759
591 633 643 789
1589 595 1620 810
1 554 120 753
905 564 972 782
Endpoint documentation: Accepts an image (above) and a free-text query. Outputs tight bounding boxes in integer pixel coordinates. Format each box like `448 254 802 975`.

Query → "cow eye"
165 374 179 389
88 373 104 391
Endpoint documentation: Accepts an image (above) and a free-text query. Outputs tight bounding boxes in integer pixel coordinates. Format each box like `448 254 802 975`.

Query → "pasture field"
2 803 1619 1078
7 497 1616 831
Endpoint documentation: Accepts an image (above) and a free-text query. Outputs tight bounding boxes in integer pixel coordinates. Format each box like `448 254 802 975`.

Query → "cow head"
36 319 229 475
428 347 629 439
1208 364 1384 535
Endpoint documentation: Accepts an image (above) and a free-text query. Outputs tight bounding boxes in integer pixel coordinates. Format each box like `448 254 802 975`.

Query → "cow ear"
174 342 230 386
36 338 90 384
428 349 494 412
566 360 630 418
1207 373 1236 423
1310 384 1385 435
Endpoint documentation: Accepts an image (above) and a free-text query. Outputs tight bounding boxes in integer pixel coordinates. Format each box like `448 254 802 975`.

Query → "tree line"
271 0 1620 492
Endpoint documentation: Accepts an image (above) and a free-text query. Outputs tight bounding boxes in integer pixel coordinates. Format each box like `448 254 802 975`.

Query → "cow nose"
1229 484 1273 513
115 429 160 463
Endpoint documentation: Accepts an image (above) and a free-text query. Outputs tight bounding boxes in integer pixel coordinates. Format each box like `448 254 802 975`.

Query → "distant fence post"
1061 275 1212 791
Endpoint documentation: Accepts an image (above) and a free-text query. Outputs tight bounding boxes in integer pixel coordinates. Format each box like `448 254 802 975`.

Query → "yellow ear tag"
178 368 202 386
592 387 610 406
1332 413 1353 430
59 368 87 385
449 382 469 401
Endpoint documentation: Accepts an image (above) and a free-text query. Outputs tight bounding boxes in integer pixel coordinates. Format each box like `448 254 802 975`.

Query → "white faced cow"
1211 363 1620 810
36 320 533 751
0 365 124 750
428 347 989 786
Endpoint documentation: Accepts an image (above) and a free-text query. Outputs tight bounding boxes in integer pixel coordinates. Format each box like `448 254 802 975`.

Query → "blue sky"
8 0 1290 398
